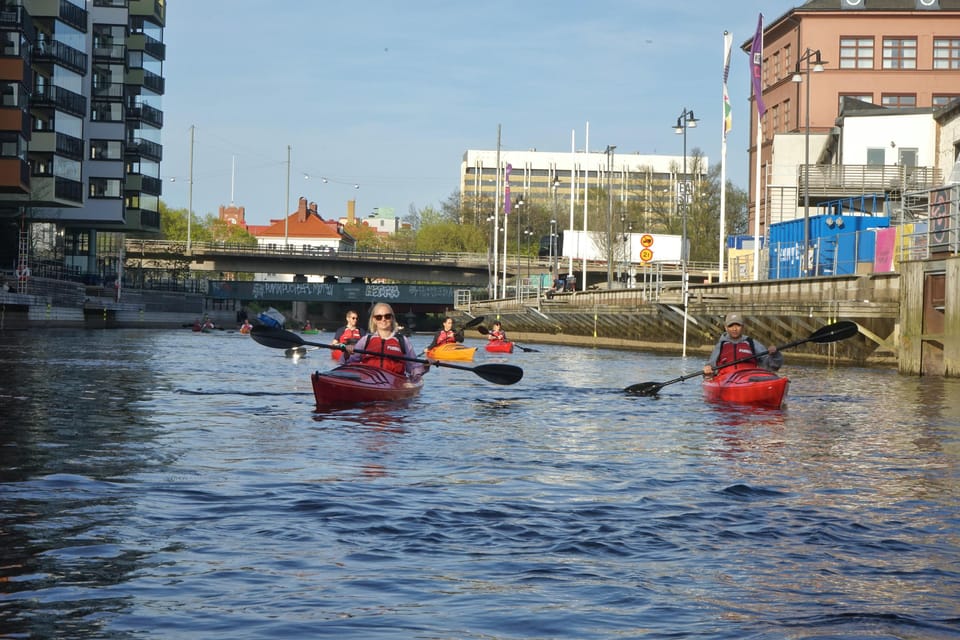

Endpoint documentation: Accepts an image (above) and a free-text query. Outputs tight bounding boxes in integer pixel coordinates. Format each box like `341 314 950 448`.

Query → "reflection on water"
1 329 959 639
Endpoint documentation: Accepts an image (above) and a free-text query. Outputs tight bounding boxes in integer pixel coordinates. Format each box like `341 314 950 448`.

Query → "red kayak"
311 364 423 407
702 368 789 409
485 340 514 354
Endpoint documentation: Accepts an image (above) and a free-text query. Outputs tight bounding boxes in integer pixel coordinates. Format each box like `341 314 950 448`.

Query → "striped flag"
504 163 512 216
723 31 733 138
749 13 765 117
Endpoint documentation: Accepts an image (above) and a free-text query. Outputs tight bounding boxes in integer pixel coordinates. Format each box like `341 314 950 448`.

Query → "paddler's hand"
702 365 714 378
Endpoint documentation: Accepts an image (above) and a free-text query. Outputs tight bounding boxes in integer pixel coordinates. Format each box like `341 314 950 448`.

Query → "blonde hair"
367 302 397 334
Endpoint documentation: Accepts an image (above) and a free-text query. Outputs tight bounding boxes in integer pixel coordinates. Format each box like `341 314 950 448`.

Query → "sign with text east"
208 281 457 304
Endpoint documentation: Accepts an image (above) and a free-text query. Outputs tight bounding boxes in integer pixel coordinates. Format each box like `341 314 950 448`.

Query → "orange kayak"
426 343 477 362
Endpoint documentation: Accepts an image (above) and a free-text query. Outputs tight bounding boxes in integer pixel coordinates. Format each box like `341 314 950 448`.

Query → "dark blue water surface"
1 328 959 639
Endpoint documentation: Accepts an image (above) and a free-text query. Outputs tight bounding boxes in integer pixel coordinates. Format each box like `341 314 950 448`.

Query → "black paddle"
624 320 859 397
251 326 523 385
475 325 540 353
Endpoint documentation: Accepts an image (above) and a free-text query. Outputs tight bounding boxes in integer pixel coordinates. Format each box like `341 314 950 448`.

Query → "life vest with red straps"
434 329 458 346
716 338 757 372
357 334 408 375
489 329 506 341
336 326 362 344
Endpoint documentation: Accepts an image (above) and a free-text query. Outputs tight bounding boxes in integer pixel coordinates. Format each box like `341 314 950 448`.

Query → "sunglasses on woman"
373 313 393 320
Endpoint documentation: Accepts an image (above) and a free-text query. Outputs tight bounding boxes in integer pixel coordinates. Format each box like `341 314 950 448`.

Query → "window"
840 37 874 68
899 148 918 168
934 38 960 69
773 51 781 81
881 94 916 108
840 94 873 112
90 139 123 160
89 178 122 199
867 148 885 166
882 37 917 69
933 94 960 107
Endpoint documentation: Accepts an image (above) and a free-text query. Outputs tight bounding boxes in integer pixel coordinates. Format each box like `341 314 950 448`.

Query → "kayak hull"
311 364 423 407
485 340 514 354
702 368 789 409
426 343 477 361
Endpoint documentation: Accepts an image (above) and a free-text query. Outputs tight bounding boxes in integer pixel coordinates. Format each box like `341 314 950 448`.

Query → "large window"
840 94 873 112
933 94 960 107
867 148 885 166
881 94 916 108
934 38 960 70
882 37 917 69
840 37 874 69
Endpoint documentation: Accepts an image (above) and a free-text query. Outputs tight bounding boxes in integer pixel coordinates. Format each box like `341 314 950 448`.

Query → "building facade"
743 0 960 236
0 0 165 285
460 148 708 234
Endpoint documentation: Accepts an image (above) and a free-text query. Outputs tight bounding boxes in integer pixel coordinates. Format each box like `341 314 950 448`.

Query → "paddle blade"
624 381 663 396
464 315 485 329
250 326 306 349
472 364 523 385
475 325 489 335
516 344 539 353
809 320 859 344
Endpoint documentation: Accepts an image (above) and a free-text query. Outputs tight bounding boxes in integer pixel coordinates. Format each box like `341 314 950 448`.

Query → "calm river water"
1 328 959 639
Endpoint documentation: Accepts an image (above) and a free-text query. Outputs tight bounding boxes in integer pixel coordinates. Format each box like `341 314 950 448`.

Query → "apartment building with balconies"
0 0 165 282
743 0 960 236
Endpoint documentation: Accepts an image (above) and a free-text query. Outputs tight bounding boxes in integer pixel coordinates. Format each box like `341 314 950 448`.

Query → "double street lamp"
674 108 697 357
550 176 561 284
792 48 825 276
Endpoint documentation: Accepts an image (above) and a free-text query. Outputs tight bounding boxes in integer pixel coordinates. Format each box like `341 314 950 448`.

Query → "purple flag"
749 14 765 117
504 163 512 216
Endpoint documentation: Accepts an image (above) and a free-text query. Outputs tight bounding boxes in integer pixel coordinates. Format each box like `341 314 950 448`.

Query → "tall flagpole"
493 125 501 298
568 129 575 280
749 14 765 281
581 121 589 291
720 30 732 284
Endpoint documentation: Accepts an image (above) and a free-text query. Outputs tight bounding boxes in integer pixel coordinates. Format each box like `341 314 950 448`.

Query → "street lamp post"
605 145 616 288
674 108 697 357
792 48 825 277
514 195 524 300
551 175 561 286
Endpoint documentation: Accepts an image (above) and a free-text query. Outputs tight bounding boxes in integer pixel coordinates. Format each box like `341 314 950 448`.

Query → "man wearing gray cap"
702 313 783 378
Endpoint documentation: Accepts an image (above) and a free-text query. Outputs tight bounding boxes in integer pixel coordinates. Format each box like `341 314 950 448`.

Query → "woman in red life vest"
486 320 507 342
331 309 366 361
702 313 782 378
343 302 428 380
425 316 464 350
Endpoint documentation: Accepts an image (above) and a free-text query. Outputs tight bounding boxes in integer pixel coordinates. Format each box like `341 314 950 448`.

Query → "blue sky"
160 1 800 226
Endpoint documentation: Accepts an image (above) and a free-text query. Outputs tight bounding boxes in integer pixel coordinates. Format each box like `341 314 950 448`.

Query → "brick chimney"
297 197 308 222
347 199 356 224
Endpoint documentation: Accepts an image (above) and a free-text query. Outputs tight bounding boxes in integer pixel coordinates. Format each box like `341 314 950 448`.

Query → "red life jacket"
336 326 362 343
435 329 457 346
490 329 506 341
358 334 406 375
716 339 757 372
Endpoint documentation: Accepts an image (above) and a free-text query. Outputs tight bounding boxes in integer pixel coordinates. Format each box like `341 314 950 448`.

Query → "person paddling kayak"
342 302 429 381
702 313 783 378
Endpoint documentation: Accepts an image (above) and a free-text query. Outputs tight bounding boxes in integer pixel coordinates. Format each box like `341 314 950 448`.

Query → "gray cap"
724 313 744 327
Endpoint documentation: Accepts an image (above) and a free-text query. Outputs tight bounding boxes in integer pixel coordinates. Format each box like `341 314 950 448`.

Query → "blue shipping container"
768 214 889 279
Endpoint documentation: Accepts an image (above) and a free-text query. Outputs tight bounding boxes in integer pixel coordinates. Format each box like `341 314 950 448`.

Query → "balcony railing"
798 164 942 199
32 84 87 118
33 39 88 75
127 138 162 161
127 102 163 128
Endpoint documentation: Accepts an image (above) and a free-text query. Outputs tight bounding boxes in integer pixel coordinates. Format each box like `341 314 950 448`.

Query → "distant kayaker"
425 316 464 350
303 320 313 331
487 321 507 342
702 313 782 378
332 309 365 355
343 302 428 380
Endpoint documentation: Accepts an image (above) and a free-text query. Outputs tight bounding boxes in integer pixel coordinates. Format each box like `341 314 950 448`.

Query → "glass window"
933 94 960 107
881 94 916 108
882 38 917 69
866 148 885 165
933 38 960 70
840 37 874 69
840 94 873 112
90 139 123 160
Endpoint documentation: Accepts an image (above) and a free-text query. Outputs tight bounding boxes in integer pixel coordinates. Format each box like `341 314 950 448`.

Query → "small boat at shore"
485 340 514 354
311 364 423 406
426 343 477 361
702 368 789 409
